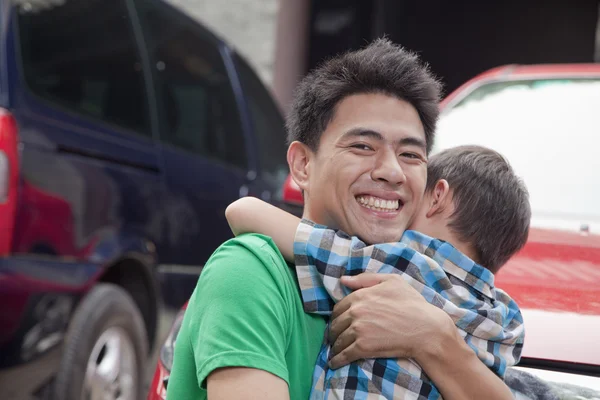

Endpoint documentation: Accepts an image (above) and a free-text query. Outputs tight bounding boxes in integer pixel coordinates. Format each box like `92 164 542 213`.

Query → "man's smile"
354 194 406 221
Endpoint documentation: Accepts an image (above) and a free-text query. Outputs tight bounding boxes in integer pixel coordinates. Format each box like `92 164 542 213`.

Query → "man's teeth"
356 196 400 211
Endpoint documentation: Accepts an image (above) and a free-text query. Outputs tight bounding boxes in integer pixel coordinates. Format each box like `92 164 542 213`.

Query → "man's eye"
400 152 420 159
351 144 373 151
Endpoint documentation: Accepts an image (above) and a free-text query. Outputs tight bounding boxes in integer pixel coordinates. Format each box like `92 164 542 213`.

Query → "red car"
148 64 600 399
436 63 600 395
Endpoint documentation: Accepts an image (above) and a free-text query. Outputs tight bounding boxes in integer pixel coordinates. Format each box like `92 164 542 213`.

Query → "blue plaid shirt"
294 219 525 400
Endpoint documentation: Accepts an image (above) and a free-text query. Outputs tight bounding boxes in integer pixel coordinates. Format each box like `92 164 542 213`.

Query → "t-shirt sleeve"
186 236 291 389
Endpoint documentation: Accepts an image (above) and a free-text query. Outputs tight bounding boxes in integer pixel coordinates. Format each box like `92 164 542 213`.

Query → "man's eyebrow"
341 128 427 151
398 136 427 151
340 128 384 141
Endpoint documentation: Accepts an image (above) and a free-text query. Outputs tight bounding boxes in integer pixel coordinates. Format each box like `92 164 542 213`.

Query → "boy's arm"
298 224 413 279
296 223 414 304
295 221 374 313
225 197 300 262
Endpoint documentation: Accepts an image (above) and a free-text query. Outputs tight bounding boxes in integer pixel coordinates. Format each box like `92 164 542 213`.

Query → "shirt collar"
400 230 495 298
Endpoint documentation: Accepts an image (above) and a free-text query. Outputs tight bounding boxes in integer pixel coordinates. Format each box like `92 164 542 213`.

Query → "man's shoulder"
214 233 286 265
199 233 293 290
188 232 298 319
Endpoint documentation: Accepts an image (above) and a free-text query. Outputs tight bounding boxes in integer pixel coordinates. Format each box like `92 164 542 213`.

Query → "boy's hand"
328 273 453 369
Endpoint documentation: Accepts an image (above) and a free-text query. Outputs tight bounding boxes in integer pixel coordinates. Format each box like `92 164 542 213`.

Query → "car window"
435 78 600 229
16 0 151 137
234 54 288 194
135 0 247 169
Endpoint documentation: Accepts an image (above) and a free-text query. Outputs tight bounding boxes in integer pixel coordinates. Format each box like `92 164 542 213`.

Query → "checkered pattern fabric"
294 219 525 399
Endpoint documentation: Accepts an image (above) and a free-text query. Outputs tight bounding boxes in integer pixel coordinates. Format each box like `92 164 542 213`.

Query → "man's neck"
301 210 336 230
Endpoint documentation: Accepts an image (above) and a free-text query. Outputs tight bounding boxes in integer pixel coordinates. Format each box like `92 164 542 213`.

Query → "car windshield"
434 78 600 231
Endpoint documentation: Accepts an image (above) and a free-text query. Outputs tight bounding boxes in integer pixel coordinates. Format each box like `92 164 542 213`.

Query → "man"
166 39 515 400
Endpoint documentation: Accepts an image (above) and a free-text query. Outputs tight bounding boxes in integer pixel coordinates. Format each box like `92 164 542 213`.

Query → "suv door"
134 0 252 276
12 0 163 263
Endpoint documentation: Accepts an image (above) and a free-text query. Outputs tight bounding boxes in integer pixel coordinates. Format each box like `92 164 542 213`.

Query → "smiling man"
166 39 515 400
294 93 428 245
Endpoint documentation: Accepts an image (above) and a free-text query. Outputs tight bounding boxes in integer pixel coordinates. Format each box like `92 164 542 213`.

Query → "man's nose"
370 148 406 185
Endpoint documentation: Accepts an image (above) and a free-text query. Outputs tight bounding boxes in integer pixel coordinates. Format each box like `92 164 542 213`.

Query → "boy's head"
410 145 531 273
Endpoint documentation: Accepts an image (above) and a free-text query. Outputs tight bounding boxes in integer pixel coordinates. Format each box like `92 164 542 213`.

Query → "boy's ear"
287 141 312 192
425 179 451 218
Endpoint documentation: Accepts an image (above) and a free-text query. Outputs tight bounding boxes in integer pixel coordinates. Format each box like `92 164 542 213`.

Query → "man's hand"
328 272 515 400
328 273 451 369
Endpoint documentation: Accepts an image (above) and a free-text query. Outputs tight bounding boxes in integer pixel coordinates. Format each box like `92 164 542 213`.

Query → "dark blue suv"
0 0 289 398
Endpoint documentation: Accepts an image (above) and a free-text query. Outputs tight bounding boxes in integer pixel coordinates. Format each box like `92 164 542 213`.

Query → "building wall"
166 0 280 86
161 1 600 110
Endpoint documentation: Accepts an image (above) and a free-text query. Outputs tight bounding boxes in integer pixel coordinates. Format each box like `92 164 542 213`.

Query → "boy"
226 145 530 399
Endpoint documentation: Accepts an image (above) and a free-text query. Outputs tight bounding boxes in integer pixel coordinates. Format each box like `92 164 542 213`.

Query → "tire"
54 283 149 400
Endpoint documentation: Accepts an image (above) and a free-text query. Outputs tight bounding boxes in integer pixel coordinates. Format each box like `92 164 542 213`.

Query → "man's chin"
351 221 406 245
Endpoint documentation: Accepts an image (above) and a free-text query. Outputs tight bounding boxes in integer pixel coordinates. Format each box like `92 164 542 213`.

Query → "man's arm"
225 197 299 261
183 237 292 400
416 330 514 400
327 274 514 400
207 368 289 400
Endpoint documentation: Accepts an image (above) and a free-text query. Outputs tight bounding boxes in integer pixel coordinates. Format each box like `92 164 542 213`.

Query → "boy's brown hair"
426 145 531 272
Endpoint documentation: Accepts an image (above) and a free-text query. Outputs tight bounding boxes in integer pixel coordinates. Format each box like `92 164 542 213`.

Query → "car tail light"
282 175 303 206
159 308 186 372
0 109 18 256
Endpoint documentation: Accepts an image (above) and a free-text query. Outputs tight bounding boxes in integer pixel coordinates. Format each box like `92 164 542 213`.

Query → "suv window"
135 0 247 169
233 54 288 193
16 0 151 137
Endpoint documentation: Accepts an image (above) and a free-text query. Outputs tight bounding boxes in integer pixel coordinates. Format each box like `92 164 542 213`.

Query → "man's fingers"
328 342 359 370
340 272 390 290
328 306 352 344
333 273 405 320
331 294 352 321
331 284 371 320
329 274 421 370
330 316 356 356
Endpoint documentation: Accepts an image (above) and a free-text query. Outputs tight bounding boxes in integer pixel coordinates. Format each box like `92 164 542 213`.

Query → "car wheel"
54 283 148 400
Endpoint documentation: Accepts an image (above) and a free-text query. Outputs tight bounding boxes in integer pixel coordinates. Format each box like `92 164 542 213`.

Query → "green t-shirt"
165 234 327 400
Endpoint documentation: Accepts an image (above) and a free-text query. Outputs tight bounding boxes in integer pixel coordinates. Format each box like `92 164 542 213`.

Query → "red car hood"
496 227 600 315
495 228 600 365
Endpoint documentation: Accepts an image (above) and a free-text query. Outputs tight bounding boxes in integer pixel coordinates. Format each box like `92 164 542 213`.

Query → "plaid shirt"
294 219 525 400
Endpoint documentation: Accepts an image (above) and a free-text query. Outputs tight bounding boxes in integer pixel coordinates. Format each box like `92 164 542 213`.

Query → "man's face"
303 93 428 244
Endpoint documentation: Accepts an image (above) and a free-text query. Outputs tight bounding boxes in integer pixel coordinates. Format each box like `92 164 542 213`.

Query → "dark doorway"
308 0 600 95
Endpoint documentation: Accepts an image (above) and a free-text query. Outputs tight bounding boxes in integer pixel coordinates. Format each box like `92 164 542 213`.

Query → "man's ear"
425 179 451 218
287 141 312 192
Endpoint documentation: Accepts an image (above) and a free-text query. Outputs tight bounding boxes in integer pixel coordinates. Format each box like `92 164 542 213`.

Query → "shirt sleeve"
293 219 367 314
185 236 291 389
294 219 418 315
